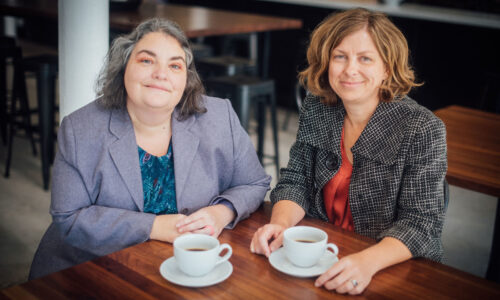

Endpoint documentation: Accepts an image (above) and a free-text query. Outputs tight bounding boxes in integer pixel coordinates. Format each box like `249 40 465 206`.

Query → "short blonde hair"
299 8 421 105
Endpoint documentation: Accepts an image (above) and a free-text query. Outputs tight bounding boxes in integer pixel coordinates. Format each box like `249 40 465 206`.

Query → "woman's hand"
250 223 286 257
250 200 306 257
175 204 235 238
314 237 412 295
315 251 375 295
150 214 187 243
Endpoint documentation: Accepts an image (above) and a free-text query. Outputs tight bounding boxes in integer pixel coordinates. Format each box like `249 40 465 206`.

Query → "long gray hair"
95 18 206 119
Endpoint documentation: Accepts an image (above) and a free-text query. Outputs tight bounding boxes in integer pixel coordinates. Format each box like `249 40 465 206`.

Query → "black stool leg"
4 118 14 177
234 86 251 131
36 62 55 190
269 93 279 179
0 56 6 145
15 58 37 156
4 80 18 178
256 97 266 163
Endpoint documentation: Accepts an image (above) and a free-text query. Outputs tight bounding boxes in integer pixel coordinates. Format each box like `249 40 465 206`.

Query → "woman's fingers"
175 212 203 228
315 255 369 295
250 224 284 257
269 231 284 252
191 224 215 236
257 229 274 257
315 259 347 288
348 280 364 295
176 215 206 233
250 228 269 255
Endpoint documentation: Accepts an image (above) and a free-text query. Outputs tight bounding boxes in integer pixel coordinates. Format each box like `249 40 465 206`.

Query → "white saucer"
159 257 232 287
269 248 338 278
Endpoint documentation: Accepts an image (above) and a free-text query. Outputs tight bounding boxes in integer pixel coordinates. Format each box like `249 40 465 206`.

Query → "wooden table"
110 2 302 37
2 203 499 299
434 105 500 282
0 0 302 189
434 106 500 197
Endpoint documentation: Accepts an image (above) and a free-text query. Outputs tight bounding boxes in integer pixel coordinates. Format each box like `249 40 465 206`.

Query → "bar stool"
196 33 258 79
190 42 214 60
197 55 257 79
1 37 18 145
1 43 38 164
4 53 58 190
204 75 279 178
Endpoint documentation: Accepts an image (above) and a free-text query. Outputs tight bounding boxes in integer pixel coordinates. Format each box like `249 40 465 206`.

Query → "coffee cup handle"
326 243 339 256
216 243 232 265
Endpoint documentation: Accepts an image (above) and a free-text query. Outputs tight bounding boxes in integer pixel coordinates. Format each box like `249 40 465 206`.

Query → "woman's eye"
140 58 153 64
361 56 372 62
170 64 183 70
333 55 346 60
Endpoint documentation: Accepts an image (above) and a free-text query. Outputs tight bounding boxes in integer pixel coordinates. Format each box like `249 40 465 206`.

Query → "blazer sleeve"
378 113 447 261
50 117 156 257
208 99 271 228
270 97 315 214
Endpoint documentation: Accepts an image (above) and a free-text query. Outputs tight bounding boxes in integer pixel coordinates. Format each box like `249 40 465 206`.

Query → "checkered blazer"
271 95 447 261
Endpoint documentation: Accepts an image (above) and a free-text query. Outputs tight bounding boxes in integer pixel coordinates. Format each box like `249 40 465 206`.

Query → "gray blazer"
30 95 270 279
271 95 447 261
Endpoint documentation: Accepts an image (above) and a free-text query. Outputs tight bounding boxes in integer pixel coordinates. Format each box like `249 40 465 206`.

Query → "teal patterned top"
138 143 177 215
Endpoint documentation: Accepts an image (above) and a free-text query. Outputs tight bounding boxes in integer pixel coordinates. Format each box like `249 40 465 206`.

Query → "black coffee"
186 248 208 251
295 239 317 243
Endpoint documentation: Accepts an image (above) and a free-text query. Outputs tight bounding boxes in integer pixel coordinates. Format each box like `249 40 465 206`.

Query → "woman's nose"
345 59 359 76
152 64 169 80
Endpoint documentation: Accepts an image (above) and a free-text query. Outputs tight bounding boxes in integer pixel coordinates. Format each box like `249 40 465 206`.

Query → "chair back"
443 179 450 212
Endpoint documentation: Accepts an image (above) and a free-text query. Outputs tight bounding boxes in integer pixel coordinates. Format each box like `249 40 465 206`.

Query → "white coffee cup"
173 234 232 277
283 226 339 268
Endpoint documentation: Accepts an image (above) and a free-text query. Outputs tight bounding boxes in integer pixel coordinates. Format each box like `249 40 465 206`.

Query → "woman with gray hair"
29 18 270 279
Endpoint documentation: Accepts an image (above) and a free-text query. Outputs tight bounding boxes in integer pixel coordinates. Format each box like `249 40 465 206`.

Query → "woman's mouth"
341 81 363 87
145 84 170 92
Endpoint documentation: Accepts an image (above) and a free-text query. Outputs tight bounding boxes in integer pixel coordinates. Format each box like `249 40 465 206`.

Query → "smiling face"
124 32 187 114
328 28 388 106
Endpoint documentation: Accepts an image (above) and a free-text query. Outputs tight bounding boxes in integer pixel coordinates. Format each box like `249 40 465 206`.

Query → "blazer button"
181 208 188 214
325 154 338 170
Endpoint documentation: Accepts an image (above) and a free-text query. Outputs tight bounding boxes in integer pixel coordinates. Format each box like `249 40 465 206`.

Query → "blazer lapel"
171 110 199 202
108 108 144 211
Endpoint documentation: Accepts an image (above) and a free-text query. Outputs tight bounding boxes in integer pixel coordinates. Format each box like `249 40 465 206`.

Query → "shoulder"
386 97 445 135
58 99 116 148
301 94 339 116
173 95 237 139
63 98 112 130
189 95 235 126
296 94 344 148
382 98 446 162
198 95 232 117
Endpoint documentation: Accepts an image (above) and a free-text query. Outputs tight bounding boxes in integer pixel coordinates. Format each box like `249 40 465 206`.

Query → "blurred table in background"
435 105 500 282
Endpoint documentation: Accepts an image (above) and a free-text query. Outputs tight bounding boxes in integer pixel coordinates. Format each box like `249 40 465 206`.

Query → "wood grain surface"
2 203 499 299
0 0 302 37
434 105 500 197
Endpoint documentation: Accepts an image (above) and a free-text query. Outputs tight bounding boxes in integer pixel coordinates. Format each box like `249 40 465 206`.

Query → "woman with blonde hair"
251 8 446 294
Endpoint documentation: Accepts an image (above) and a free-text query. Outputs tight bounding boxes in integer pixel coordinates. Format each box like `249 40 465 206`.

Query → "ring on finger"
351 279 358 287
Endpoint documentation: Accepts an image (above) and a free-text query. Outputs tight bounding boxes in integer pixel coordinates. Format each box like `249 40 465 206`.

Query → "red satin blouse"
323 128 354 231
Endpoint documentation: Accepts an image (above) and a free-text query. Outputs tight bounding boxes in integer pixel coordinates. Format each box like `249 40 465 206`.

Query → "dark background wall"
171 0 500 113
10 0 499 113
